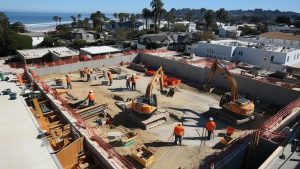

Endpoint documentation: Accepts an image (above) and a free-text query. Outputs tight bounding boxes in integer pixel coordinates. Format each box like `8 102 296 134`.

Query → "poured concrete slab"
0 74 58 169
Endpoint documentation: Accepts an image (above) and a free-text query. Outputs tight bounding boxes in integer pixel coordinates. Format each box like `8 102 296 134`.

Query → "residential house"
72 29 98 43
268 24 300 33
186 39 300 71
217 23 242 38
258 32 300 48
19 32 45 46
80 46 122 60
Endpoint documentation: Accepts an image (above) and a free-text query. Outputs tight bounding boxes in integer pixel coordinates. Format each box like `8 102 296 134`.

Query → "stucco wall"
140 53 300 106
32 54 136 76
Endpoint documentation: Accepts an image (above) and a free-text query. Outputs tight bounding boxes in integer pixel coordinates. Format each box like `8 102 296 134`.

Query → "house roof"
80 46 121 55
259 32 300 41
19 32 45 37
17 47 79 59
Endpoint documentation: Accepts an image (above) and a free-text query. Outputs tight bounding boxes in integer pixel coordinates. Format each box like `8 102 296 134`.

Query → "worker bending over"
173 124 185 146
205 117 216 140
131 74 137 91
107 71 113 86
87 90 96 106
66 75 72 89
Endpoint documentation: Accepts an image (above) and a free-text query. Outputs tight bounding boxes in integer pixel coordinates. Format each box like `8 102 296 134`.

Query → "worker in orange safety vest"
66 75 72 89
107 71 113 86
205 117 216 140
173 124 185 146
86 90 96 106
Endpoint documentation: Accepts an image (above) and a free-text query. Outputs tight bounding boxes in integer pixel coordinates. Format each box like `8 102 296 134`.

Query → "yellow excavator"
132 66 165 115
204 60 255 125
129 66 169 129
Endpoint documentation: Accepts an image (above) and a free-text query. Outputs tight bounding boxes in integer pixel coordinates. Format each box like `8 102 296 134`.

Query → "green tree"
185 11 193 24
70 16 77 28
275 16 290 25
10 22 26 33
150 0 164 33
204 10 214 32
146 42 161 49
173 23 186 32
142 8 151 30
0 12 9 32
77 14 81 22
130 13 136 28
82 18 90 30
216 8 228 25
52 16 59 27
118 13 125 23
90 11 106 31
72 39 87 49
113 13 118 20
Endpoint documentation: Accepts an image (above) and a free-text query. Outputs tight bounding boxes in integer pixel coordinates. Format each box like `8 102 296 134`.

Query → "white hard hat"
89 90 93 93
209 117 213 121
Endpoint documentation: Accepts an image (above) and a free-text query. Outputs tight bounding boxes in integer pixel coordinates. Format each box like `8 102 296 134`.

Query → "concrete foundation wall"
140 54 300 106
32 54 137 76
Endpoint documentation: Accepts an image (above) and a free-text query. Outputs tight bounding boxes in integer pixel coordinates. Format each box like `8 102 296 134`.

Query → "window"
297 54 299 59
294 54 296 61
264 56 267 61
284 40 286 44
271 56 274 62
86 35 90 38
287 56 289 62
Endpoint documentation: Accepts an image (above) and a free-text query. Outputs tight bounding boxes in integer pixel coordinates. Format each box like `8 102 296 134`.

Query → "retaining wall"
32 54 137 76
140 54 300 106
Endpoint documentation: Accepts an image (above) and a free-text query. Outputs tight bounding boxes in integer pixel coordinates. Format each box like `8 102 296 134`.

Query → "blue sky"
1 0 300 13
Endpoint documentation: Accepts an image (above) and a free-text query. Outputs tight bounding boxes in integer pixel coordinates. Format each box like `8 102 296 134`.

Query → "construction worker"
131 74 137 91
107 71 113 86
79 68 84 78
66 75 72 89
86 90 95 106
205 117 216 140
126 76 131 89
86 69 91 82
173 124 184 146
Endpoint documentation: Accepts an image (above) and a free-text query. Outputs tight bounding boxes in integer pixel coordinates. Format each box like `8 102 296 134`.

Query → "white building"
268 24 300 33
258 32 300 48
80 46 122 58
187 39 300 71
19 32 45 46
174 21 197 32
217 23 242 38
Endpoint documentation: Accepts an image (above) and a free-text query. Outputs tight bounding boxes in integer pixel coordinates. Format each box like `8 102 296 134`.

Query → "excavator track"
209 107 254 125
127 109 168 130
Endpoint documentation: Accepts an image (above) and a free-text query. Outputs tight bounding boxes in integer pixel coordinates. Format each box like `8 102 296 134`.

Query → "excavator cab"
219 92 232 107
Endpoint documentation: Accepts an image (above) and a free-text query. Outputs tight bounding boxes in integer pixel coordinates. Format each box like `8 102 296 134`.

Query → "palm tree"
90 11 106 31
70 15 77 28
142 8 151 30
130 14 136 28
150 0 164 33
58 17 62 25
158 8 166 30
52 16 59 27
77 14 81 21
113 13 118 20
83 18 90 30
204 10 214 33
185 11 193 24
118 13 125 23
216 8 228 26
124 13 130 21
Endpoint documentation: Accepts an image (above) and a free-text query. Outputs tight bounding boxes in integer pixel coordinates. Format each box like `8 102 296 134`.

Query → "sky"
1 0 300 13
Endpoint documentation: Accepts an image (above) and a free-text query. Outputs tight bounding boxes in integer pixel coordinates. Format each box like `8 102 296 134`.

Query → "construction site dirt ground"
40 66 279 169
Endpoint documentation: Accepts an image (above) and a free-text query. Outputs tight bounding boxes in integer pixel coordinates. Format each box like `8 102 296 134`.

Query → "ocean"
4 11 114 32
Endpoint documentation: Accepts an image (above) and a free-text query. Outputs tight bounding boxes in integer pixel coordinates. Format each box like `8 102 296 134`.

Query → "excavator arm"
145 66 164 98
204 60 238 101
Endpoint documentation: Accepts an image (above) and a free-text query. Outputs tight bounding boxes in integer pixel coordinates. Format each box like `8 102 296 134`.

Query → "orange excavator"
204 60 255 125
132 66 165 115
129 66 169 129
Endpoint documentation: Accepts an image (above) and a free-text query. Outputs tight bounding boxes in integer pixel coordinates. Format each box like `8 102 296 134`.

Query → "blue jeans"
174 135 182 146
